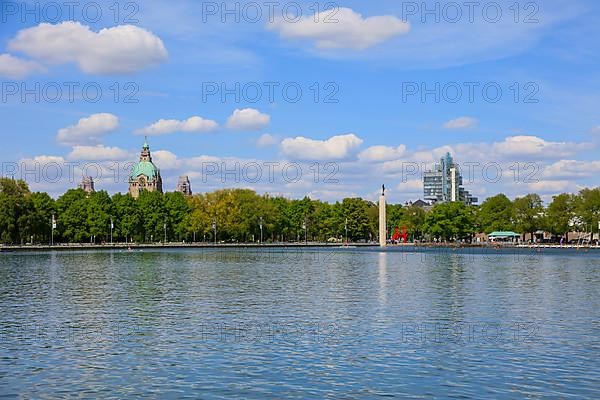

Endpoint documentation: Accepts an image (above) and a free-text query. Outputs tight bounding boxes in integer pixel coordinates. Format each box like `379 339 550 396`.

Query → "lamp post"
163 217 167 244
345 218 348 244
51 214 56 246
303 217 307 245
110 216 114 245
259 216 263 244
212 217 217 245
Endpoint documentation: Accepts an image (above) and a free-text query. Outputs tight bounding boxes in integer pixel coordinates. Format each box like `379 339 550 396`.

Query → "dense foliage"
1 178 599 244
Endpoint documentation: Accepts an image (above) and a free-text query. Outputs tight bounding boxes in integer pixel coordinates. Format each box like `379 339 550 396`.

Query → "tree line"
1 178 599 244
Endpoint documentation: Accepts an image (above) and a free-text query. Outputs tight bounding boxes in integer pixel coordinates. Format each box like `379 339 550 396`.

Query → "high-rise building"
78 176 95 194
423 152 477 205
176 176 192 196
129 138 163 199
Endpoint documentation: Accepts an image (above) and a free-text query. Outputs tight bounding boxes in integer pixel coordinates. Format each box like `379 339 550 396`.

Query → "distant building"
78 176 95 193
423 152 477 205
404 199 430 208
129 138 163 199
176 176 192 196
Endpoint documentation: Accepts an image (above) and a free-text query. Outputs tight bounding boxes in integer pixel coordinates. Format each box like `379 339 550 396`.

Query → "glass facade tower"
423 152 478 205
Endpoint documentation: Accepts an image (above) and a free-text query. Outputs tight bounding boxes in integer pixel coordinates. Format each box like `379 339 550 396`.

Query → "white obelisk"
379 185 387 247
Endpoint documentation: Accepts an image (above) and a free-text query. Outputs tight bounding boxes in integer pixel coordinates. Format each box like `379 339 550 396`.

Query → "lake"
1 248 599 398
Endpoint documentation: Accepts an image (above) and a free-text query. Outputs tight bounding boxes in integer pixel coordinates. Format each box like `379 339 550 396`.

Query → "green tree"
31 192 55 244
164 192 191 241
55 189 89 243
341 198 374 241
137 191 166 242
112 193 141 242
0 178 34 244
546 193 576 240
513 194 544 242
423 202 476 241
399 206 426 240
87 191 113 243
478 194 515 234
574 188 600 241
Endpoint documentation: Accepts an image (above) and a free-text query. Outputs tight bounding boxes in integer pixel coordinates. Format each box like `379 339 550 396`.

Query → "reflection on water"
1 248 599 398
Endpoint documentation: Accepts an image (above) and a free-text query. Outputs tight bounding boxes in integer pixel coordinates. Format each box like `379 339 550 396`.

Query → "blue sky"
1 0 599 203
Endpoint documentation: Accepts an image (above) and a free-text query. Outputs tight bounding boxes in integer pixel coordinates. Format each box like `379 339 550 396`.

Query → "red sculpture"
392 226 408 243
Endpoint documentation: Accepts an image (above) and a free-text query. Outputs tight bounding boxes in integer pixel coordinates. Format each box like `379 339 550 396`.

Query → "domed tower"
129 138 163 199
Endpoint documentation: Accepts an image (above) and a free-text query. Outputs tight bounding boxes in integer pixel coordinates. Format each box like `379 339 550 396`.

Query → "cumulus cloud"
444 117 478 129
68 145 129 161
8 22 167 74
136 116 218 136
152 150 181 170
56 113 119 146
0 53 45 79
493 136 592 159
528 180 577 194
358 145 406 162
268 7 410 50
280 133 363 160
227 108 270 130
256 133 279 147
542 160 600 179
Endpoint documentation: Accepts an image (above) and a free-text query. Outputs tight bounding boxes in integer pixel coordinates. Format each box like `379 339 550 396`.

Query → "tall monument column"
379 185 387 247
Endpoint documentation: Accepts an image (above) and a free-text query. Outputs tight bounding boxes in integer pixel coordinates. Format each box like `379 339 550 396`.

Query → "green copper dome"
131 161 159 180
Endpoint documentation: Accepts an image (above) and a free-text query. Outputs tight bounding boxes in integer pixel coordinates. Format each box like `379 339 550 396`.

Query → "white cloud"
0 53 45 79
444 117 478 129
542 160 600 179
68 145 129 161
256 133 279 147
280 133 363 160
136 116 218 136
358 145 406 162
590 126 600 135
528 180 577 194
9 21 167 74
493 136 592 159
152 150 181 170
268 7 410 50
227 108 270 130
397 179 423 192
56 113 119 146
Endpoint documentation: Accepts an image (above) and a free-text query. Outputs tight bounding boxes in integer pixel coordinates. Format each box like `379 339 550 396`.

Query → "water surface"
1 248 599 398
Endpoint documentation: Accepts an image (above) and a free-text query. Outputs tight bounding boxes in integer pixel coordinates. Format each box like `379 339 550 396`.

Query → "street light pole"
345 218 348 244
51 214 56 246
259 216 263 244
110 216 114 245
212 217 217 245
163 217 167 244
303 217 307 245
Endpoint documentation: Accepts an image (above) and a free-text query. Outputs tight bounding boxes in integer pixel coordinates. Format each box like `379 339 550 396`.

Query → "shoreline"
2 242 600 253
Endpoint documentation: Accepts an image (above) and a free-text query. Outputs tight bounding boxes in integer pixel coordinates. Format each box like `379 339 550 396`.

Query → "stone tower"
78 176 95 194
176 176 192 196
